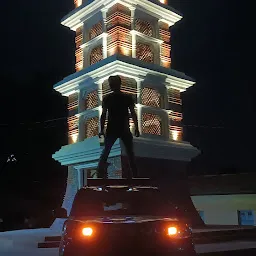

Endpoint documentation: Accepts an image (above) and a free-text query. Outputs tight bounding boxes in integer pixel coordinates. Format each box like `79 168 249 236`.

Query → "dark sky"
0 0 255 212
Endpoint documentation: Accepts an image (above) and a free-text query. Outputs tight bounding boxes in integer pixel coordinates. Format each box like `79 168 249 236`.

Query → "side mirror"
53 208 68 219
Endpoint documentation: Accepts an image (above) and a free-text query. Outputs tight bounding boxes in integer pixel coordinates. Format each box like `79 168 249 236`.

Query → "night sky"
0 0 255 214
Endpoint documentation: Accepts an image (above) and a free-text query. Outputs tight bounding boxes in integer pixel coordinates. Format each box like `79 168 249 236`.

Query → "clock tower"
51 0 202 229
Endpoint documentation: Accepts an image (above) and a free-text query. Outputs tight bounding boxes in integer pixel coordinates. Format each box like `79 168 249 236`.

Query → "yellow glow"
161 60 171 68
74 0 82 8
82 227 93 236
168 227 177 235
172 130 179 141
121 47 130 56
108 47 117 56
159 0 166 4
71 133 78 143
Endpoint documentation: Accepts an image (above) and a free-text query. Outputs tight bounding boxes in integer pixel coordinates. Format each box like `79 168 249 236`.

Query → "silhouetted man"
97 75 140 179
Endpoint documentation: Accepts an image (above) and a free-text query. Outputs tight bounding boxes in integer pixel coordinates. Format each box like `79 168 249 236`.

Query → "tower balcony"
54 54 194 146
64 0 182 31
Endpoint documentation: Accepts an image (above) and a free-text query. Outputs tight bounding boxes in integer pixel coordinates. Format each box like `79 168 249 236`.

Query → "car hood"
69 216 179 224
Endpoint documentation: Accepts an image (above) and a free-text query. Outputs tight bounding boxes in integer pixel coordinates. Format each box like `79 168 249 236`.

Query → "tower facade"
52 0 202 228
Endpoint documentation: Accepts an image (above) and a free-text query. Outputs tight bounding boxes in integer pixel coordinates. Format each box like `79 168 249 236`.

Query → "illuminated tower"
52 0 201 225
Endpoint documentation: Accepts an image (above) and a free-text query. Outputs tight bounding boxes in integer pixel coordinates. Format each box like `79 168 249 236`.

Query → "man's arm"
99 98 107 136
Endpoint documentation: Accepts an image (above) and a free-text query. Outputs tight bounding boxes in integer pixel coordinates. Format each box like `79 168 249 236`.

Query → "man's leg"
97 134 117 178
121 132 138 179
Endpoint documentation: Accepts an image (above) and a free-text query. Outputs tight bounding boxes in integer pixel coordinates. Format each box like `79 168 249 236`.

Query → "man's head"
108 75 121 92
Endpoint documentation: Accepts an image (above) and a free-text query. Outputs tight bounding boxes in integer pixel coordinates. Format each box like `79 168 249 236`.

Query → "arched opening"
136 42 154 63
142 113 162 136
85 117 99 138
85 90 98 110
89 22 103 40
90 45 103 65
141 87 161 108
135 19 153 37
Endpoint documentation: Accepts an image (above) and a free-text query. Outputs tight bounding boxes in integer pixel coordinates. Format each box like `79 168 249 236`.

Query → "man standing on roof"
97 75 140 179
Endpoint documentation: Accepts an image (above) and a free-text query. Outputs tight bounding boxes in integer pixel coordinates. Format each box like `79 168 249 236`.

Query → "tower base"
51 137 204 229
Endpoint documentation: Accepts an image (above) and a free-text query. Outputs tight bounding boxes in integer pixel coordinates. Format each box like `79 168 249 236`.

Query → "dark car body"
59 185 196 256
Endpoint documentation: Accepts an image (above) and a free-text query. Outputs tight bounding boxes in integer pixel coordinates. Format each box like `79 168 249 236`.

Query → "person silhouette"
97 75 140 179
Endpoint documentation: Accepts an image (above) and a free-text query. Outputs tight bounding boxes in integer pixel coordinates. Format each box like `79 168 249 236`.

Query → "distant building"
189 173 256 226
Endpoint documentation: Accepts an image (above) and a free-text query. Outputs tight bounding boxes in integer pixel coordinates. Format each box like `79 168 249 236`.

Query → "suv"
58 184 196 256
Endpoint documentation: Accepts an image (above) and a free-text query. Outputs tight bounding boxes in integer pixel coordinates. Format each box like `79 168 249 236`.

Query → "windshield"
70 188 176 217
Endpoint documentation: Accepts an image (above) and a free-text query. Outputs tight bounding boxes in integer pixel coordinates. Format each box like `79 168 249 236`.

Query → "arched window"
142 113 162 136
89 22 103 40
85 117 99 138
135 19 153 37
136 43 154 63
141 87 161 108
85 91 98 110
90 45 103 65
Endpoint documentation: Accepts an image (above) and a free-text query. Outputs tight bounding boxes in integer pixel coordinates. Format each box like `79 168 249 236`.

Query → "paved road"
0 229 58 256
1 228 256 256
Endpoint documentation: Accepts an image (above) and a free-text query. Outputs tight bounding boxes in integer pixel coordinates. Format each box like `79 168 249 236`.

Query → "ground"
0 229 58 256
1 228 256 255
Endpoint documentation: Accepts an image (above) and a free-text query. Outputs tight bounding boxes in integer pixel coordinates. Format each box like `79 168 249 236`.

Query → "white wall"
191 194 256 225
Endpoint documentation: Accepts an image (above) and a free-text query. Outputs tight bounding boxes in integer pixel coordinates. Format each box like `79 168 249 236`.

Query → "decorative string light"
107 26 132 57
170 126 183 141
68 93 79 111
168 88 182 105
75 27 83 71
159 22 171 68
68 116 79 144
